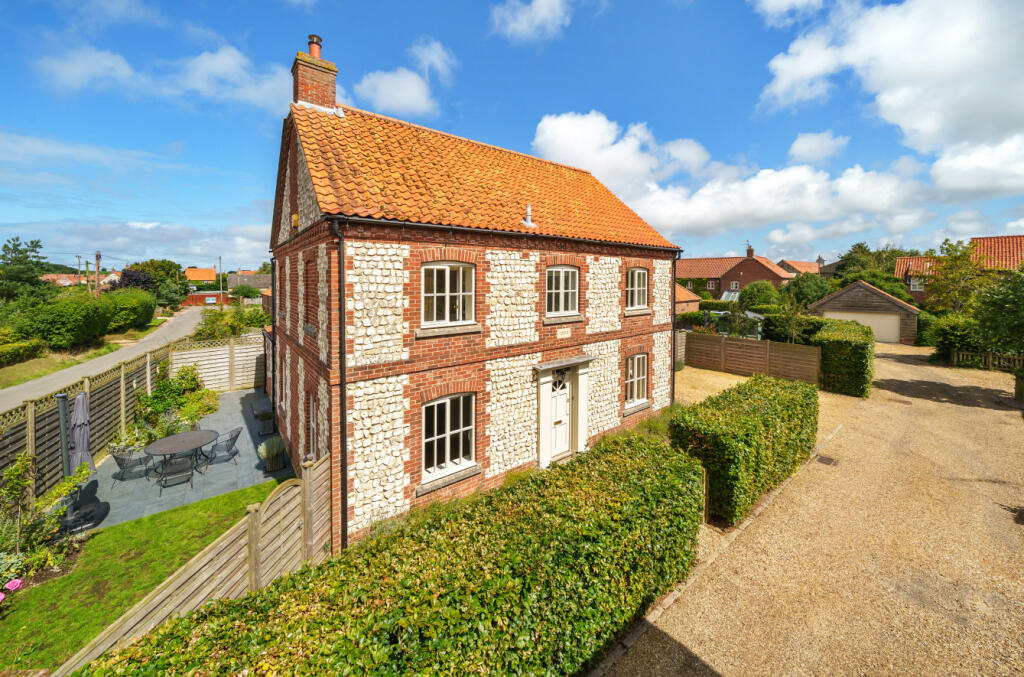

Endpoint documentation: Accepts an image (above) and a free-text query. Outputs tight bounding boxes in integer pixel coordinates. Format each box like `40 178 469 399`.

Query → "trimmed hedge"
923 313 980 361
86 433 705 675
699 299 734 311
748 304 783 316
761 314 828 344
671 375 818 524
676 310 704 327
14 294 112 350
102 288 157 333
0 338 45 367
811 320 875 397
915 310 938 346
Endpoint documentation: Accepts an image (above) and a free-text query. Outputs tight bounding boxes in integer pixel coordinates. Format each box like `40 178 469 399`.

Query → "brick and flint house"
675 245 793 298
268 35 680 548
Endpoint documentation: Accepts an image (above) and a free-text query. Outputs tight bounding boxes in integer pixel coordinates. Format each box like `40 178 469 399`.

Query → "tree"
128 259 182 285
738 280 779 309
835 242 922 276
108 268 156 293
782 272 830 307
0 237 47 300
836 269 916 304
925 239 994 313
974 265 1024 354
257 261 272 274
156 279 185 307
229 284 261 299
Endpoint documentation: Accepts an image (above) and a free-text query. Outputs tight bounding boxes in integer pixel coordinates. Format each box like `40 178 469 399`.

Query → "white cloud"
35 44 291 112
409 37 457 86
766 214 875 245
788 130 849 163
761 0 1024 153
0 132 179 169
65 0 164 29
747 0 823 27
490 0 573 43
354 68 437 117
930 134 1024 198
1007 218 1024 232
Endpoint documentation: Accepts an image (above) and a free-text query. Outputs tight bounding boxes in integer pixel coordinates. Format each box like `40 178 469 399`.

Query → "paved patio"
71 389 291 530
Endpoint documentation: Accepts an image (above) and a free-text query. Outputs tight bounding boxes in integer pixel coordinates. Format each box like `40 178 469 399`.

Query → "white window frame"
422 393 475 479
546 266 579 317
730 281 739 291
625 353 648 407
626 268 648 310
706 280 716 290
421 262 475 328
686 280 693 289
910 276 925 292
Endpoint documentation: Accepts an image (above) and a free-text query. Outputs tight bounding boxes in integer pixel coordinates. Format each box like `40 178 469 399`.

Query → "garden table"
144 430 218 486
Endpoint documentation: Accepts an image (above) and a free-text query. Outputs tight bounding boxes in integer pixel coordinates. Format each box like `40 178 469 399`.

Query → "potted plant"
258 436 287 472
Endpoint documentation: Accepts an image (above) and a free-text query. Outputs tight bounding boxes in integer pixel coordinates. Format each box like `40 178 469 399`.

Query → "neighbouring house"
675 283 700 313
185 267 217 285
894 234 1024 304
41 273 86 287
675 245 793 298
183 291 230 307
100 269 121 286
809 280 919 344
818 259 841 279
227 273 272 290
269 34 679 548
777 257 824 276
261 289 273 316
237 269 258 276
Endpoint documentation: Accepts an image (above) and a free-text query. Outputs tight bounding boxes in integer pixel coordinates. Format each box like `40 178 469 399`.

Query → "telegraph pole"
76 255 82 285
94 251 101 298
218 256 223 308
84 259 91 294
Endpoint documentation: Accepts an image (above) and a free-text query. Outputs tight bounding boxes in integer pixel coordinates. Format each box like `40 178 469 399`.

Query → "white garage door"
823 311 901 343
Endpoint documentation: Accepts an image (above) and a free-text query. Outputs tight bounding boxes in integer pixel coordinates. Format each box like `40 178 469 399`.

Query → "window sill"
624 307 651 317
542 314 583 326
415 464 481 497
623 400 651 417
415 323 482 339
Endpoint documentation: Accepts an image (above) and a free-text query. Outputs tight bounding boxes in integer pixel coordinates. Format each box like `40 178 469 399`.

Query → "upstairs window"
304 259 317 335
686 280 693 289
730 281 739 291
910 276 925 292
422 263 474 327
706 280 716 290
423 393 475 477
625 353 648 406
546 266 579 316
626 268 648 309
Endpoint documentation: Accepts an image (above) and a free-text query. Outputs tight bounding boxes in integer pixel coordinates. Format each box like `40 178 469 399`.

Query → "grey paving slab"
71 388 290 531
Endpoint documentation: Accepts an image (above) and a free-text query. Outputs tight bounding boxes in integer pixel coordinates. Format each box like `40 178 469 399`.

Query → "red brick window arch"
422 262 475 327
422 392 475 478
626 267 649 309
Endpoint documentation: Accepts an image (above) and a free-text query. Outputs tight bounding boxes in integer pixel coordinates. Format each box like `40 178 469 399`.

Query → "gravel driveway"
612 344 1024 676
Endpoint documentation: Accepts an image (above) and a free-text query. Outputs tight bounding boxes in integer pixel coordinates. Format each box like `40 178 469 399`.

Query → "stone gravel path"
611 344 1024 676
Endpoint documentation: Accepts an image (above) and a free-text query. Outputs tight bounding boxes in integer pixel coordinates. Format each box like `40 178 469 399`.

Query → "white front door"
550 370 572 457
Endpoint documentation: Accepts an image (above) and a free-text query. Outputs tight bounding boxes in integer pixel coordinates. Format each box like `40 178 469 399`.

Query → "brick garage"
809 280 920 344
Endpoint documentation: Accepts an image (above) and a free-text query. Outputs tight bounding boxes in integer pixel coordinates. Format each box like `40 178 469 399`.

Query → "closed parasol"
69 391 95 473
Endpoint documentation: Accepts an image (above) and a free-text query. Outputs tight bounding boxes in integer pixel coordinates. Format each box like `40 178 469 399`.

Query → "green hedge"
811 321 875 397
676 310 704 327
922 313 980 361
761 314 829 344
102 288 157 333
915 310 938 346
748 304 783 316
86 433 705 675
699 300 734 311
0 339 45 367
14 294 112 350
671 375 818 524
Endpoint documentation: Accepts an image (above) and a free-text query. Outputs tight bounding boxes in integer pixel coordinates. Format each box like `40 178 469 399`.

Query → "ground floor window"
423 393 475 476
625 354 648 406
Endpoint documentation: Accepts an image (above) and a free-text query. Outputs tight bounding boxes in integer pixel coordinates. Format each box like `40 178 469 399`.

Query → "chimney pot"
308 34 322 58
746 243 754 259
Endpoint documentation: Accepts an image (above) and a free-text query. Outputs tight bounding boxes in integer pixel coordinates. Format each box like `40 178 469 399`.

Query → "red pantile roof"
290 104 676 249
41 273 86 286
185 267 217 282
779 259 820 274
810 279 920 314
675 284 701 302
675 256 794 279
893 256 938 277
972 235 1024 270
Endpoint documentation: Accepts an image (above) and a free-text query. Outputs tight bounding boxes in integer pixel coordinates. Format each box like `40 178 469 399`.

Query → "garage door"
823 311 900 343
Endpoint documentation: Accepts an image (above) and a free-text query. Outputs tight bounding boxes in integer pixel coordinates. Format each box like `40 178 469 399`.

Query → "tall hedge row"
671 375 818 524
811 321 875 397
86 433 705 675
0 338 45 367
104 288 157 333
699 299 734 311
13 294 113 350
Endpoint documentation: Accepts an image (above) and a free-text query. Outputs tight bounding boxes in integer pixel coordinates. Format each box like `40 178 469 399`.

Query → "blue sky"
1 0 1022 271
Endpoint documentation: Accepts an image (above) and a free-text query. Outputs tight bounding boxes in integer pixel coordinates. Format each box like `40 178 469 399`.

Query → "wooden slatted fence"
168 333 265 392
952 350 1024 371
56 455 332 676
682 331 821 385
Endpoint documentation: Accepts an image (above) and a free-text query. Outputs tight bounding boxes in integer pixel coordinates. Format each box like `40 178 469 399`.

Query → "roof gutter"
329 214 681 254
328 216 349 549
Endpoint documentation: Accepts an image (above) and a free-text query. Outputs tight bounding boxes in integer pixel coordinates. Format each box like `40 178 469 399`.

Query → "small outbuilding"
675 283 701 313
808 280 920 344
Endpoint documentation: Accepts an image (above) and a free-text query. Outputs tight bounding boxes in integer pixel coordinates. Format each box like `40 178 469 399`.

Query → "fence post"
986 352 993 370
119 363 127 434
145 352 152 396
246 505 261 592
228 338 236 392
25 401 36 503
764 339 771 377
719 335 726 371
83 376 90 395
300 463 312 561
952 350 958 367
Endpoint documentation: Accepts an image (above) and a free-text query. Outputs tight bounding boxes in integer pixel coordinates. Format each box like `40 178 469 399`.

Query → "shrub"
671 375 818 524
178 389 220 426
14 293 111 349
974 266 1024 354
761 314 828 344
102 288 157 333
923 313 981 362
915 310 938 346
699 300 734 311
811 320 875 397
87 433 705 675
675 310 704 327
0 339 45 368
748 304 783 315
782 272 831 307
192 307 270 340
836 270 916 304
738 280 779 309
697 290 712 300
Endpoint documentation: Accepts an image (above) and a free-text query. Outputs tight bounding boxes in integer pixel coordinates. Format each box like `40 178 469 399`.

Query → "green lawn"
0 344 120 390
103 317 167 343
0 479 283 671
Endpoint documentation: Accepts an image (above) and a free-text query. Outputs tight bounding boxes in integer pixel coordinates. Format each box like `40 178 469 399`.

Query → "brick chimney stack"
746 243 754 259
292 34 337 109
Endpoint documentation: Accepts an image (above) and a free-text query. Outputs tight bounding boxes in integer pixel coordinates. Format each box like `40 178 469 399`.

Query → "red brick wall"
720 259 787 294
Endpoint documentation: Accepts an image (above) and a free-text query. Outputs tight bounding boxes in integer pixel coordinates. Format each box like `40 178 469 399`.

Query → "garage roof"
808 280 920 314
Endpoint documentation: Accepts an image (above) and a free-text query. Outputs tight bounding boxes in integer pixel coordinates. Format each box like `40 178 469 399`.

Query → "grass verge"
0 344 120 390
103 317 168 343
0 478 283 671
